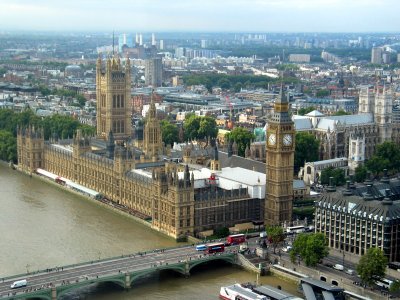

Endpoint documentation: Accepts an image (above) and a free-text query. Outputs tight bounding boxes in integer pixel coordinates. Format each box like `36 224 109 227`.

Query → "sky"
0 0 399 33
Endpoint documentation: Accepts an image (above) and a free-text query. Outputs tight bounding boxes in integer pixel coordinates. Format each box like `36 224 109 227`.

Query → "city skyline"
0 0 399 33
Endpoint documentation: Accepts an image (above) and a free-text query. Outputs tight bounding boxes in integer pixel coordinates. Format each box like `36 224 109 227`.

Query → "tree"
225 127 255 157
320 167 346 186
234 82 243 93
198 116 218 140
294 132 319 172
183 115 217 141
290 233 329 267
214 227 230 238
266 226 285 254
354 165 368 183
297 106 316 116
333 109 351 116
365 156 389 177
0 130 17 163
160 120 179 147
356 248 387 286
217 78 231 90
316 89 330 97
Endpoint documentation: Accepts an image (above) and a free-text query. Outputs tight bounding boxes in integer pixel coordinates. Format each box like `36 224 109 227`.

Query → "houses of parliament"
17 55 295 240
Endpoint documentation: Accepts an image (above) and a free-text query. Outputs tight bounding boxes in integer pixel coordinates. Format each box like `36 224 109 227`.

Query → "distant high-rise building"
118 33 133 52
139 34 143 46
201 39 208 48
145 58 163 87
382 52 391 64
151 33 156 46
135 33 139 44
371 47 383 64
175 47 185 58
159 40 164 50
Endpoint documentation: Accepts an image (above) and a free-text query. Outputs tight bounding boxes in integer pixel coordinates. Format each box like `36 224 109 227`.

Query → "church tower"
375 85 392 143
358 86 374 114
96 53 132 142
265 85 295 226
143 92 162 159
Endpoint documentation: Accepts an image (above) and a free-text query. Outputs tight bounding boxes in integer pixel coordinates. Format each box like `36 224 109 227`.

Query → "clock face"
283 134 292 146
268 133 276 146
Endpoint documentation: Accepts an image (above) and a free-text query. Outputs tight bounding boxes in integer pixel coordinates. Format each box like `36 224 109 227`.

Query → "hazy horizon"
0 0 399 33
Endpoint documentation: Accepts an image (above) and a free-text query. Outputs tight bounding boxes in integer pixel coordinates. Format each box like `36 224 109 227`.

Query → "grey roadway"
0 244 238 299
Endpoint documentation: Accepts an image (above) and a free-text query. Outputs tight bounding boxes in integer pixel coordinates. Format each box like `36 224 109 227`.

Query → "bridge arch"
57 275 125 298
188 255 236 273
25 295 52 300
129 265 187 285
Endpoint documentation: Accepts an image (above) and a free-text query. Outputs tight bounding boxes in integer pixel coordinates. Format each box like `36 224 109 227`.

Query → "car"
323 262 333 268
333 264 344 271
345 269 355 275
282 246 292 252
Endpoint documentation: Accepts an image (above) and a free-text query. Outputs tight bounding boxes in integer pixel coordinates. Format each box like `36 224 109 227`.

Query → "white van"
10 279 27 289
333 264 344 271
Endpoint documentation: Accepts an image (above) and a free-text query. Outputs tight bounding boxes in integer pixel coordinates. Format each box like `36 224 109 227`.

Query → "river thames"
0 162 299 299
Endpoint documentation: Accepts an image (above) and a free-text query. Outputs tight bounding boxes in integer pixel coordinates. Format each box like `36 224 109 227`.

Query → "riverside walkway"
0 245 237 300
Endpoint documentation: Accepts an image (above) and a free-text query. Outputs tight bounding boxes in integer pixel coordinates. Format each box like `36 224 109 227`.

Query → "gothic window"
117 95 120 108
121 95 124 108
121 120 125 133
113 95 116 108
307 166 311 174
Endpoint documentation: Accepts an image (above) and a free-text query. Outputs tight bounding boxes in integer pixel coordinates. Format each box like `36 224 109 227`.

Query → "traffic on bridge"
0 243 239 299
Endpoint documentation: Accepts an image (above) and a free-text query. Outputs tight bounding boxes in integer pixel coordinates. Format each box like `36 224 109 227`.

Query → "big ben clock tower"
265 84 295 226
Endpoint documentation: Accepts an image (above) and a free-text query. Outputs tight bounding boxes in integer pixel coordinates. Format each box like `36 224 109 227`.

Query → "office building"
145 58 163 87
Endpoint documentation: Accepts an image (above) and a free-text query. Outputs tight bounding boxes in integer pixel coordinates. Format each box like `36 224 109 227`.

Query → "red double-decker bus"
226 234 246 246
205 242 225 254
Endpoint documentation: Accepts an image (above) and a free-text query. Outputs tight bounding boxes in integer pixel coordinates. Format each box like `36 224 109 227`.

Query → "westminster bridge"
0 245 240 300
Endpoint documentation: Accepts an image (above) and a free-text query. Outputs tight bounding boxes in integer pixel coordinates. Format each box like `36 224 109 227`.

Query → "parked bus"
286 225 305 235
226 234 246 245
205 242 225 254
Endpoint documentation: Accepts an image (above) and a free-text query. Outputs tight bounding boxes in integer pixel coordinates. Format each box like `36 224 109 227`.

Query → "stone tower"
210 144 221 171
358 86 374 114
375 85 392 143
96 53 132 141
17 125 44 173
143 92 162 159
265 84 295 226
348 132 365 174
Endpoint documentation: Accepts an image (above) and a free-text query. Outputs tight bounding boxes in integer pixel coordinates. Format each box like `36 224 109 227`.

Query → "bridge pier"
51 287 57 300
125 272 131 289
184 261 190 278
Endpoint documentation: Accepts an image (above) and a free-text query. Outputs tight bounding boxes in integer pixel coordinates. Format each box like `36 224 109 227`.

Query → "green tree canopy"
356 248 387 286
266 225 285 254
354 165 368 183
290 233 329 267
183 115 217 141
320 167 346 186
0 130 17 162
316 89 330 97
297 106 316 116
333 109 351 116
225 127 255 157
160 120 179 147
294 132 319 172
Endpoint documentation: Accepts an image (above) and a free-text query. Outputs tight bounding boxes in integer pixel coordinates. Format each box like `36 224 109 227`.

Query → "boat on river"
219 284 267 300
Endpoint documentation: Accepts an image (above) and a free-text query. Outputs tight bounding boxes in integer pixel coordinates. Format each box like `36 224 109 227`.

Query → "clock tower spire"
265 83 295 226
